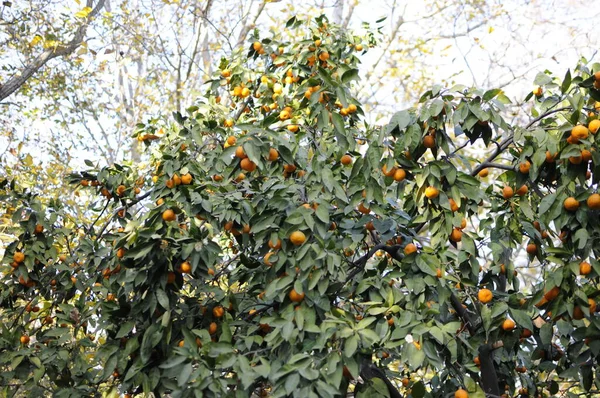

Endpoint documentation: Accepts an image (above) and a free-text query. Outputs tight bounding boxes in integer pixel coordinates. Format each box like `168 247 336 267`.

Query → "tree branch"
0 0 106 102
450 292 476 335
346 244 403 282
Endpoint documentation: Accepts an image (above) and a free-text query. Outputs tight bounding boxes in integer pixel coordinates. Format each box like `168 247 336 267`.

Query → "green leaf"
344 334 358 357
341 69 359 83
509 308 533 333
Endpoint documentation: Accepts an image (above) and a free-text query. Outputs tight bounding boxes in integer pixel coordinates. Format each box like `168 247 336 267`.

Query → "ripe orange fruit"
478 288 493 304
587 193 600 210
502 186 514 199
573 306 584 320
223 119 234 128
518 161 530 174
381 164 396 177
502 319 516 331
474 356 481 366
571 124 589 140
393 168 406 182
268 148 279 161
423 135 435 148
235 173 246 182
516 185 528 196
449 228 462 242
459 218 467 229
544 286 560 301
478 168 489 177
240 158 257 172
172 174 182 186
589 119 600 134
424 186 439 199
582 149 593 162
213 306 225 318
213 175 223 182
569 154 582 164
116 248 126 258
404 243 417 255
235 146 247 159
289 231 306 246
181 173 193 185
545 151 556 163
286 124 299 133
20 335 30 345
13 252 25 263
340 154 352 165
526 243 537 254
580 261 592 275
180 261 192 274
162 209 176 222
268 238 282 250
283 164 296 173
455 388 469 398
448 198 459 212
357 203 371 214
533 86 543 96
589 298 597 313
289 289 305 303
34 224 44 234
209 322 218 334
564 197 579 211
436 268 443 278
318 51 329 61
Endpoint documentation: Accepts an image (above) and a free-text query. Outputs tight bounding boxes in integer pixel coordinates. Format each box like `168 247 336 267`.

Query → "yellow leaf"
29 35 42 47
74 0 81 4
488 26 494 33
23 154 33 166
74 6 92 18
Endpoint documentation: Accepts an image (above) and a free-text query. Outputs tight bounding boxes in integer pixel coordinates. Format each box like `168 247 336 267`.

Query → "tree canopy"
2 12 600 398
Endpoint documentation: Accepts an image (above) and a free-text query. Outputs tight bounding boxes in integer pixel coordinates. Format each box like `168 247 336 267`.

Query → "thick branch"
346 244 403 282
450 292 476 335
0 0 106 102
360 363 403 398
478 343 501 396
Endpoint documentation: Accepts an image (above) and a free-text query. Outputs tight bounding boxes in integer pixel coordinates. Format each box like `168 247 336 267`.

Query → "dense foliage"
2 16 600 398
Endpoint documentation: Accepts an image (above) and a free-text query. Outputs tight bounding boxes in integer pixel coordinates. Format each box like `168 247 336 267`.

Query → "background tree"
2 14 600 398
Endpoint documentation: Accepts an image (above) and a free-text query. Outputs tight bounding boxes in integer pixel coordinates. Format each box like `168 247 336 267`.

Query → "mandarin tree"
2 16 600 398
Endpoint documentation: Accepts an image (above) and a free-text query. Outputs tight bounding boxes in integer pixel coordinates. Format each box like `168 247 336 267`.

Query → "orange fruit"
448 198 459 212
424 186 439 199
34 224 44 234
20 335 30 345
545 151 556 163
519 161 531 174
318 51 329 61
478 288 493 304
589 119 600 134
172 174 182 186
180 261 192 274
264 251 275 267
381 164 396 177
181 173 193 185
474 356 481 366
459 218 467 229
209 322 218 334
223 119 234 128
589 298 597 313
582 149 593 162
235 173 246 182
213 306 225 318
286 124 299 133
571 124 589 140
573 306 584 320
283 164 296 173
340 154 352 165
268 148 279 161
569 154 583 164
595 71 600 81
235 146 247 159
13 252 25 263
502 319 516 331
404 243 417 255
393 168 406 182
289 231 306 246
564 197 579 211
162 209 177 222
580 261 592 275
213 175 223 182
478 168 489 177
436 268 443 278
449 228 462 242
423 135 435 148
167 272 176 284
533 86 543 96
455 388 469 398
516 185 528 196
502 186 514 199
357 203 371 214
289 289 305 303
588 193 600 210
240 158 257 172
544 286 560 301
116 248 126 258
521 329 532 338
268 238 282 250
526 243 537 254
